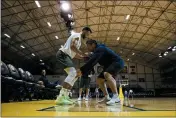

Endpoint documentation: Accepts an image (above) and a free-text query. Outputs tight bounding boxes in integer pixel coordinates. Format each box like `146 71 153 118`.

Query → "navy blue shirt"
80 44 124 74
39 75 50 86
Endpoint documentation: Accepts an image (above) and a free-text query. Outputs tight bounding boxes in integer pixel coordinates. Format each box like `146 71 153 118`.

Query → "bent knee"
66 67 77 77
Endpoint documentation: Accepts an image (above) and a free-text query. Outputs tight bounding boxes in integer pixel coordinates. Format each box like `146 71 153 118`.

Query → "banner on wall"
138 78 145 82
130 66 136 74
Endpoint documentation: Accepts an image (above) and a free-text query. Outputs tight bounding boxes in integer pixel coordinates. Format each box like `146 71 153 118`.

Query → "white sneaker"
83 97 85 100
78 97 82 101
98 97 111 103
85 97 89 101
55 84 62 89
106 97 120 105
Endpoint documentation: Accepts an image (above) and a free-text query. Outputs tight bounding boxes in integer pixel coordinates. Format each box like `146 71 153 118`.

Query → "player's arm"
79 47 104 75
74 54 84 59
71 38 85 56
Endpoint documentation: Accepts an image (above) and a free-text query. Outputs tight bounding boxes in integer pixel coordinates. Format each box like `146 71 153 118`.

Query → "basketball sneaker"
77 97 82 101
85 97 89 101
98 96 111 103
55 96 73 105
106 97 120 105
65 96 75 103
55 84 62 89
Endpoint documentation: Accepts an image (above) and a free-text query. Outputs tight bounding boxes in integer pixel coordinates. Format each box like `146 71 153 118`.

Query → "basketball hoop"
119 79 129 87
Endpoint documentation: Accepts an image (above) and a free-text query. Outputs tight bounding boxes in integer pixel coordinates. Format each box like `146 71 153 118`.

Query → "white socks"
105 94 110 99
112 93 118 99
86 95 88 98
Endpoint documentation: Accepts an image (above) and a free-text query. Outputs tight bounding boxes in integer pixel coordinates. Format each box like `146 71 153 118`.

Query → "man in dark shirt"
38 70 61 89
77 39 124 105
78 68 95 101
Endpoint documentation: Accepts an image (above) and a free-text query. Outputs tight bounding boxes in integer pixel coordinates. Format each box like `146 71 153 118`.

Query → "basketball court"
2 98 176 117
1 0 176 118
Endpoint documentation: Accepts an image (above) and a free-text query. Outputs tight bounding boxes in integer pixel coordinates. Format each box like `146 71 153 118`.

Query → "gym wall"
33 61 163 91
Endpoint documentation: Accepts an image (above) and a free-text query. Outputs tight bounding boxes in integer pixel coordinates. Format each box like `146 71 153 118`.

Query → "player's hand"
84 52 93 57
76 69 82 77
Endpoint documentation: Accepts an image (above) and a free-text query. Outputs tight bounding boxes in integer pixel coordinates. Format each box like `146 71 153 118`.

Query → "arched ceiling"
1 0 176 69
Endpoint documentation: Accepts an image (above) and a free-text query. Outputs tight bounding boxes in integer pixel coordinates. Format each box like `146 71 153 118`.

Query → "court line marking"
123 105 146 111
37 106 55 111
37 105 176 112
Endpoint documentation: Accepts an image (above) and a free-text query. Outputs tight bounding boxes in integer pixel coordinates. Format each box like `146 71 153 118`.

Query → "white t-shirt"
59 33 81 59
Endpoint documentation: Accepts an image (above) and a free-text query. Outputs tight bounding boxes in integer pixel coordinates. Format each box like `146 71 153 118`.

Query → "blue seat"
7 64 23 85
1 61 16 84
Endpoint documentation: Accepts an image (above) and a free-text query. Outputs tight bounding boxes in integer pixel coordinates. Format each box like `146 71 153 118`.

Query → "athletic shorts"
79 76 91 88
56 50 75 68
98 61 124 79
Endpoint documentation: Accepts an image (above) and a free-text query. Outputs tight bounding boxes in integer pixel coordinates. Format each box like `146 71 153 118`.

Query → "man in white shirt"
55 27 92 105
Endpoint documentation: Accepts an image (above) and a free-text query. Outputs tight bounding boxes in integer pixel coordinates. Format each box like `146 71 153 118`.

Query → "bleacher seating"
1 61 60 103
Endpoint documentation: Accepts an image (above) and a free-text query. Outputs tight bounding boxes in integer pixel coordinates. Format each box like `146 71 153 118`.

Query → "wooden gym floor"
1 98 176 117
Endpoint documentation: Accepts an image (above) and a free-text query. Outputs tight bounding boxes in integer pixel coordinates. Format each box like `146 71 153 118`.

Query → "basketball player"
55 27 92 105
95 87 99 99
78 54 95 101
77 39 124 105
78 70 94 101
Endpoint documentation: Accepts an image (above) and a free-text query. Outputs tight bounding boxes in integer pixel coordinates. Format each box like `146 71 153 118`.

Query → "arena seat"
1 61 15 102
1 61 16 84
7 64 23 84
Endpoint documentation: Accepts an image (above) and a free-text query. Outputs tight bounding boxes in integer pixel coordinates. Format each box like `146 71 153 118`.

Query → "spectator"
38 70 62 89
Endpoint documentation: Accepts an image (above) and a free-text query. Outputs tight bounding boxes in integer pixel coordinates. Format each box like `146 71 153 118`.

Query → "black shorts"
56 50 75 68
79 76 91 88
98 62 124 79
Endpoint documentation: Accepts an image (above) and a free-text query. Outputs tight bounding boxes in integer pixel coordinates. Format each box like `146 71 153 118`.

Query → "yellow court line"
2 111 176 117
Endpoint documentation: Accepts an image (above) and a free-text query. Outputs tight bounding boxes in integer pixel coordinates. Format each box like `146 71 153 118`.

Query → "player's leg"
55 51 77 105
78 76 84 100
85 77 91 101
104 72 119 104
104 62 124 105
78 88 83 100
85 88 89 101
96 74 111 103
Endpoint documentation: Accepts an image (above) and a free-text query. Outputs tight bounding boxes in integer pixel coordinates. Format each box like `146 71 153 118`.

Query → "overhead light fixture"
132 52 135 55
159 53 162 57
40 63 45 65
126 15 130 20
117 37 120 40
61 2 70 11
71 30 76 35
20 45 25 49
4 33 11 38
32 53 35 56
47 22 51 27
168 47 172 50
40 59 43 62
71 22 75 26
35 1 41 8
164 52 167 56
127 59 129 61
55 36 59 39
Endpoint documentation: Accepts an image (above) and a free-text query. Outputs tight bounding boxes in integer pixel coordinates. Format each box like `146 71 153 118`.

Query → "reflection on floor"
2 98 176 117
